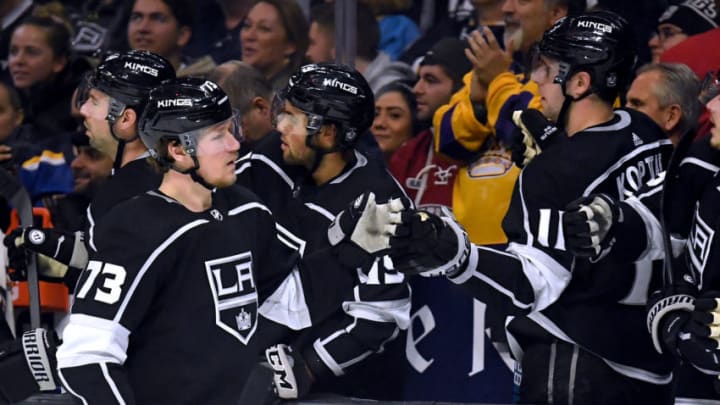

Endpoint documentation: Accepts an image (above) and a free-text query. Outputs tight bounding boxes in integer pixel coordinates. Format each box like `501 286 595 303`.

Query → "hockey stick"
0 167 41 329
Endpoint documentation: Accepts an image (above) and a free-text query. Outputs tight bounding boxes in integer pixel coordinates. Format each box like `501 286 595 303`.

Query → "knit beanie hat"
420 37 473 89
658 0 720 36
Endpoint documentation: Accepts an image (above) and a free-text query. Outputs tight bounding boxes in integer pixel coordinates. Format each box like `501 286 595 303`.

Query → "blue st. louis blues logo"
205 252 257 345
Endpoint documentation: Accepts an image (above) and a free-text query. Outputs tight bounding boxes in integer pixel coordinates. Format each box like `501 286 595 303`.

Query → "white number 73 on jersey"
76 260 127 304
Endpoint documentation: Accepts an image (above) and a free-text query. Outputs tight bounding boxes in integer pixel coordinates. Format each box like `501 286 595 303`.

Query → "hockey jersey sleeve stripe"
506 242 572 311
258 266 311 330
57 369 89 405
448 245 533 310
56 314 130 368
623 196 665 261
245 153 295 189
100 362 127 404
275 223 306 256
227 201 272 216
582 139 672 196
304 202 335 221
330 151 368 184
679 156 720 173
114 219 208 322
341 293 411 329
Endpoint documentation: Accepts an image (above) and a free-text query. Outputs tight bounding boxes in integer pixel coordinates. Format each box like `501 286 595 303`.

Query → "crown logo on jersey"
236 309 252 331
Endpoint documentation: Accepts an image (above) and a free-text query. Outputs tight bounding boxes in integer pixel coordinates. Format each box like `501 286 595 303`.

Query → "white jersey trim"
100 362 127 405
623 196 665 261
86 205 97 252
680 157 720 174
258 266 311 330
506 242 572 312
342 287 411 329
58 368 89 405
528 312 673 385
236 153 295 190
56 314 130 369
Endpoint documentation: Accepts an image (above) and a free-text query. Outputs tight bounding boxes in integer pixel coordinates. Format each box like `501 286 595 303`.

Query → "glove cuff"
647 294 695 354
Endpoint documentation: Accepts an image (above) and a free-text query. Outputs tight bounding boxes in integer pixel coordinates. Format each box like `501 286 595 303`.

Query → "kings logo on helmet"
322 78 358 94
123 62 159 77
576 20 613 33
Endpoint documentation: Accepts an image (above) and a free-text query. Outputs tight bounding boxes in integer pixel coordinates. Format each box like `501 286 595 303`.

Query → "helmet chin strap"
556 70 594 130
170 156 216 191
107 99 140 171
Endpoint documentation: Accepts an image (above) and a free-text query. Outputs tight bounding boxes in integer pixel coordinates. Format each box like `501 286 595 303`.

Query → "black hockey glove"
266 344 313 400
327 191 405 267
4 227 87 282
508 109 562 167
676 292 720 374
0 328 59 403
646 289 696 356
389 210 470 277
562 194 623 258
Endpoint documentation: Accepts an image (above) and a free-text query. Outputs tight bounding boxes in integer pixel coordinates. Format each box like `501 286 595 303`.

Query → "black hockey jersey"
235 132 412 396
447 109 676 383
56 186 305 404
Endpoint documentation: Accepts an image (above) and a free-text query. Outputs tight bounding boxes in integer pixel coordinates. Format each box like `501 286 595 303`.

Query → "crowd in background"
1 0 720 403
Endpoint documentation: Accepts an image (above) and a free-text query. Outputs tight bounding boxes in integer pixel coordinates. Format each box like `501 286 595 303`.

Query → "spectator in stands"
208 60 274 150
306 2 415 94
363 0 420 61
399 0 504 67
389 37 471 212
625 62 701 145
183 0 252 65
127 0 205 75
0 81 23 145
8 15 87 134
648 0 719 63
0 0 34 82
241 0 308 92
372 82 418 162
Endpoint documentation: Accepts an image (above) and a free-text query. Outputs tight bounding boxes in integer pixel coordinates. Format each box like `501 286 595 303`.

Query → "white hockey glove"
390 210 470 277
0 328 59 403
562 194 622 258
509 109 562 167
328 191 405 253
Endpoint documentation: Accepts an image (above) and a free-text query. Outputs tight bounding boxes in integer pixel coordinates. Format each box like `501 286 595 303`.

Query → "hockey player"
5 50 176 287
562 72 720 399
56 77 312 404
342 11 677 404
235 63 412 400
0 50 175 403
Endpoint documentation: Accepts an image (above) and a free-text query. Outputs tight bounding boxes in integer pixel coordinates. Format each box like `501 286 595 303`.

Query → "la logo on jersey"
205 251 258 345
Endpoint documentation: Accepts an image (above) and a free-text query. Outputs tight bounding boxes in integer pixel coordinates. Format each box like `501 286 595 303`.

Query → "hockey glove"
390 210 470 277
677 292 720 374
646 289 696 355
0 328 59 403
265 344 313 400
508 109 562 167
562 194 622 258
4 227 87 282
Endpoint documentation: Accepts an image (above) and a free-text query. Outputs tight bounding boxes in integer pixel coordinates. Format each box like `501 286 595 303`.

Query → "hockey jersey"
235 132 412 398
448 109 676 383
57 186 306 404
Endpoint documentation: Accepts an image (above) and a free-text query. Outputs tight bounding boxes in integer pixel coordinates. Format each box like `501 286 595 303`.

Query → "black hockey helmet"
77 50 176 124
536 10 636 103
274 63 374 149
138 76 240 163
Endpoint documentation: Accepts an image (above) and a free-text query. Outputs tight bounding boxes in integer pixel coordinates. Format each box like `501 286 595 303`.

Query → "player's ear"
167 139 188 162
119 108 137 131
317 124 337 149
